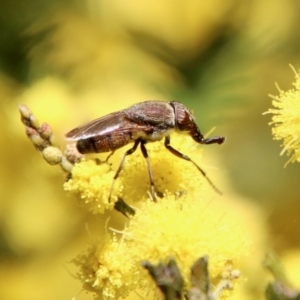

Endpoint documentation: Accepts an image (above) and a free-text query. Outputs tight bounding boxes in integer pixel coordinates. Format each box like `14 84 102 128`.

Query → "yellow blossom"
266 66 300 164
73 233 141 299
74 192 250 300
124 194 250 295
64 160 122 213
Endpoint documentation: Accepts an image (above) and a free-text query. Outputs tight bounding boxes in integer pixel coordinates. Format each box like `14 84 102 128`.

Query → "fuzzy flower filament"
266 66 300 164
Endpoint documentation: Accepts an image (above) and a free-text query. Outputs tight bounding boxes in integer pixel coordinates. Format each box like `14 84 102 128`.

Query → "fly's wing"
65 110 151 141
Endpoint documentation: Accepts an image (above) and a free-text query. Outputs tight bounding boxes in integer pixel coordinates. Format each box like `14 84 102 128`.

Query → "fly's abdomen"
76 132 132 154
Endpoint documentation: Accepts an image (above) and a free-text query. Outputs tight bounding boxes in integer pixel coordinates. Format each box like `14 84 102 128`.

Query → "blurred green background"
1 0 300 299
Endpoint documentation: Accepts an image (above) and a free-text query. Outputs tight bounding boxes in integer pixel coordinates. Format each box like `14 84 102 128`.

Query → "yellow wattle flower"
72 233 141 300
266 66 300 164
64 159 121 213
73 193 250 299
124 194 250 293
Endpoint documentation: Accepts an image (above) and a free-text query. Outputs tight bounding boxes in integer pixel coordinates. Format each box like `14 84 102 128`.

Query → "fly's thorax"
124 100 176 129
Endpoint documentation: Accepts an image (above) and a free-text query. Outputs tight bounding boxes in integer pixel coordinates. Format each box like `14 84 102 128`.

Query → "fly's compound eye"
171 101 195 132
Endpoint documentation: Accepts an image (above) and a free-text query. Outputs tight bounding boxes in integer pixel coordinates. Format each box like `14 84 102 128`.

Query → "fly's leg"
140 141 157 202
164 136 222 195
108 139 140 202
105 151 115 162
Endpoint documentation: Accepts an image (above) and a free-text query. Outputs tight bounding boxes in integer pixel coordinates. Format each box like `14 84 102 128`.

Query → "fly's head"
170 101 225 145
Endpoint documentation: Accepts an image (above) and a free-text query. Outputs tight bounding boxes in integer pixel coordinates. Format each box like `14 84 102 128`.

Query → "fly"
65 100 225 202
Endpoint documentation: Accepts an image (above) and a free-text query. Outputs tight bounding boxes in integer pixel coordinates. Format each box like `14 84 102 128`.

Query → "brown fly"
65 100 225 201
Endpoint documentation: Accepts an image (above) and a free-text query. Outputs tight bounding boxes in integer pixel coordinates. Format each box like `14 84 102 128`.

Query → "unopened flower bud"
65 143 83 163
49 135 59 148
29 114 40 129
19 104 32 120
42 146 63 165
39 123 52 139
26 127 46 148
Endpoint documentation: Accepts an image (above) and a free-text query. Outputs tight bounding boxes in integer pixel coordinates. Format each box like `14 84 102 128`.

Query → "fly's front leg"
108 139 140 202
140 141 157 202
164 136 222 194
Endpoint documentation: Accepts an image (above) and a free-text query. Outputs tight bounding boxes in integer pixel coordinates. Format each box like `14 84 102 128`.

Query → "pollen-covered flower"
64 159 122 213
266 66 300 164
74 192 251 300
73 233 141 299
124 194 250 293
